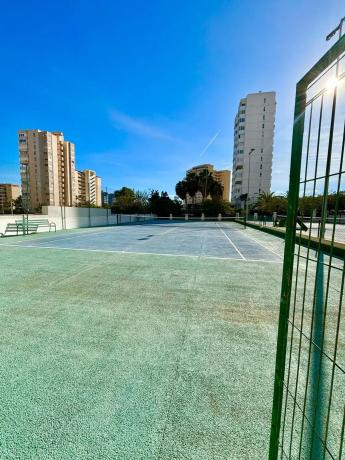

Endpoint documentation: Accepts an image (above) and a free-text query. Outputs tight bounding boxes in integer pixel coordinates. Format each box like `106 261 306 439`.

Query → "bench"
15 219 56 232
1 222 39 237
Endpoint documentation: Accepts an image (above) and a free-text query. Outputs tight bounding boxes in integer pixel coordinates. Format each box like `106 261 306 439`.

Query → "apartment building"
0 184 20 211
18 130 77 209
75 169 102 207
232 91 276 208
18 130 101 209
186 164 231 203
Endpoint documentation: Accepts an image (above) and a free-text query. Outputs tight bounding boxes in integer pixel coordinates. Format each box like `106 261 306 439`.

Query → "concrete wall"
0 207 152 234
42 206 150 230
0 214 49 235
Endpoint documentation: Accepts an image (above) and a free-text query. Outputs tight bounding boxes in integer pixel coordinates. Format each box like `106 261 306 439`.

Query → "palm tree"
209 181 223 199
198 169 215 201
185 172 199 211
256 192 275 214
175 180 188 205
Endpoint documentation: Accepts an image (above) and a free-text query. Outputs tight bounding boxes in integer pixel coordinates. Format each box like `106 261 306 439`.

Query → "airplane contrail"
200 128 223 157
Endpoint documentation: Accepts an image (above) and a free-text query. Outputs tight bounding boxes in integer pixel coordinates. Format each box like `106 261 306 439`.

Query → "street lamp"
246 148 255 222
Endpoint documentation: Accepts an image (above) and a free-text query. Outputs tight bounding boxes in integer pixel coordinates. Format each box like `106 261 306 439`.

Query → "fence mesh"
269 36 345 459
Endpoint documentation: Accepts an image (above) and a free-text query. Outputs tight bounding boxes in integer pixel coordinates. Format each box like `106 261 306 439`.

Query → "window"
262 124 265 128
261 148 263 153
264 98 266 103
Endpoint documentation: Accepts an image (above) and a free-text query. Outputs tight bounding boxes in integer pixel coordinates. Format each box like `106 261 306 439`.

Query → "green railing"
269 34 345 459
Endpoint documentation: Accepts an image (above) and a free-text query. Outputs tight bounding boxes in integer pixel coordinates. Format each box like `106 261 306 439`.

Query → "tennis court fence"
0 206 245 233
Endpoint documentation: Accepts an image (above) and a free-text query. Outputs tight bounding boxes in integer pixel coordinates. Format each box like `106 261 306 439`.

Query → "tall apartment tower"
232 91 276 208
18 130 77 210
75 169 102 207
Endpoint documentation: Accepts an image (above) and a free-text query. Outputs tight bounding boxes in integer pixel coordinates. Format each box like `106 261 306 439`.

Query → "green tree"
256 192 276 215
202 198 235 217
198 169 214 201
134 190 150 213
112 187 136 213
175 180 188 204
209 180 223 199
185 172 199 209
176 170 225 212
13 195 24 214
149 191 182 216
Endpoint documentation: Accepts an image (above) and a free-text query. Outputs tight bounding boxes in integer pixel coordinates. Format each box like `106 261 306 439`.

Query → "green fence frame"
269 35 345 459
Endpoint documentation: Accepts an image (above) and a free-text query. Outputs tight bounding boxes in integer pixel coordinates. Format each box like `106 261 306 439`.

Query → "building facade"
102 191 114 206
231 91 276 208
186 164 231 203
0 184 20 212
75 169 102 207
18 130 101 209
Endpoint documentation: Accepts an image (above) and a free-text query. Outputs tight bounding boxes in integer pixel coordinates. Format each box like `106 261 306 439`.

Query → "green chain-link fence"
269 35 345 459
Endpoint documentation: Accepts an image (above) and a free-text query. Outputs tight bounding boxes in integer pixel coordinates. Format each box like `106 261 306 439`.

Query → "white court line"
0 243 282 263
217 224 246 261
0 226 121 246
241 229 283 259
0 224 176 247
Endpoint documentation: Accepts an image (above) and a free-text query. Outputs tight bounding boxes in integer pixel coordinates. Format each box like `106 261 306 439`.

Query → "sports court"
0 218 283 262
0 219 284 459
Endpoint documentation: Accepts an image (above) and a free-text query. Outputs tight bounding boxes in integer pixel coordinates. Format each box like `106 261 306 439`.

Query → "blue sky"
0 0 344 195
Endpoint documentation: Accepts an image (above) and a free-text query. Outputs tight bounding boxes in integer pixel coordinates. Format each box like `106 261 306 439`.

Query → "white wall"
42 206 151 230
0 207 151 235
0 213 49 235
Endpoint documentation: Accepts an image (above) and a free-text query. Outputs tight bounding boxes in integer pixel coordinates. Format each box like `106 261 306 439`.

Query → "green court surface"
0 225 284 459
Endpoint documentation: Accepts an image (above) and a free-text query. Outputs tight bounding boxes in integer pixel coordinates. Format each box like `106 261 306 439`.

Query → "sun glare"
325 76 339 92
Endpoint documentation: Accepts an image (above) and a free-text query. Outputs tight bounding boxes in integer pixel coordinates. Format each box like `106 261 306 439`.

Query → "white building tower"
232 91 276 208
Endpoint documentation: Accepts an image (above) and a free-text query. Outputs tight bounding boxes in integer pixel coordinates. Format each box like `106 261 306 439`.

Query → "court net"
116 214 246 230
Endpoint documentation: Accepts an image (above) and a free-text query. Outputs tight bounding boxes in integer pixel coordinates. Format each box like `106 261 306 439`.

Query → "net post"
185 214 188 221
169 213 173 220
218 213 222 221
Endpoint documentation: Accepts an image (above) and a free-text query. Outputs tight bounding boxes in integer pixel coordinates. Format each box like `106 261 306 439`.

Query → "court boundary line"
242 228 284 259
217 224 247 261
0 226 124 246
0 242 282 263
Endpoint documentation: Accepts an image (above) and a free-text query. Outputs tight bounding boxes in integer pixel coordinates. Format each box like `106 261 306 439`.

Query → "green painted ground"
0 242 282 459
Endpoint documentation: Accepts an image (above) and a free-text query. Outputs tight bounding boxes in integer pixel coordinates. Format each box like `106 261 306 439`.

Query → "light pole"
21 161 29 234
246 148 255 222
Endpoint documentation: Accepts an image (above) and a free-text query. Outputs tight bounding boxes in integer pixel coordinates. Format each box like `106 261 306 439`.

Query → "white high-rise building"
232 91 276 208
